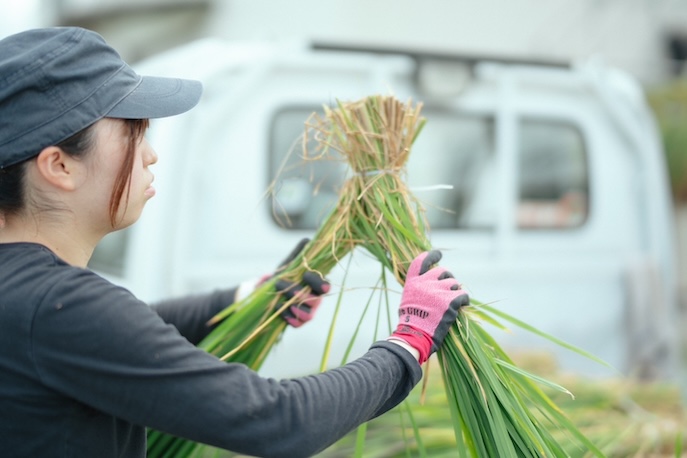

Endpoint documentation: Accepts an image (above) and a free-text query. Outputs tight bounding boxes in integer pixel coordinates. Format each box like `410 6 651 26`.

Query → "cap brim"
107 75 202 119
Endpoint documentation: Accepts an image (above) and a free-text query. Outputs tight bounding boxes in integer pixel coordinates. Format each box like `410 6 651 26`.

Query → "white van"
90 39 680 381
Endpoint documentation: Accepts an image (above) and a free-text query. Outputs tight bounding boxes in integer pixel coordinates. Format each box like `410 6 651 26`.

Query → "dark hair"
0 161 27 216
0 118 149 227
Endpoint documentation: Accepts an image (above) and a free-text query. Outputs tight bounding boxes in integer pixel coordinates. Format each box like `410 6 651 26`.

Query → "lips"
144 176 155 198
144 185 156 198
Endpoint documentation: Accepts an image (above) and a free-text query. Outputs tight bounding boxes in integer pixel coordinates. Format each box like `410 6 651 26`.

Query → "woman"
0 27 469 457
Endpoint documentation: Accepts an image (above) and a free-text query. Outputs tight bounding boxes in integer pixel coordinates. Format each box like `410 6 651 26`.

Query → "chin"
113 208 145 231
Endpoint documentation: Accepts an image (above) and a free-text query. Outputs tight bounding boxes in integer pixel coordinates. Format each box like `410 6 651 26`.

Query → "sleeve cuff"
385 337 421 362
235 277 260 302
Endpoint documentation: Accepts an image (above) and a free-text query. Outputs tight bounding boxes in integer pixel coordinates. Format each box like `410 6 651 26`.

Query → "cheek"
124 166 145 200
87 150 126 194
95 169 121 206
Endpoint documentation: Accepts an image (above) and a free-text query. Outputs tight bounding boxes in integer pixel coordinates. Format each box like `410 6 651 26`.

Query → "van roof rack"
311 42 570 69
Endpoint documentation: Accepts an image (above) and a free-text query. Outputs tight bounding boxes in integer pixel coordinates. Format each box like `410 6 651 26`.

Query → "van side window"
269 106 496 230
517 120 588 229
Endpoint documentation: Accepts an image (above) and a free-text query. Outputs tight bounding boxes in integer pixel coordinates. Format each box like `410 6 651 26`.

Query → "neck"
0 212 101 267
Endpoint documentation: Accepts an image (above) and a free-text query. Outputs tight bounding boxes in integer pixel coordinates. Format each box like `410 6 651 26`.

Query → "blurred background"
4 1 687 454
3 0 687 83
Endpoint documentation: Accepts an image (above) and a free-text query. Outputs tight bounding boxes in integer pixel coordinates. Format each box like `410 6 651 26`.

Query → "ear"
34 146 84 191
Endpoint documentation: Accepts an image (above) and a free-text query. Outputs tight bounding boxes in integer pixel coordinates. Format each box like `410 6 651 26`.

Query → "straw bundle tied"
147 95 605 457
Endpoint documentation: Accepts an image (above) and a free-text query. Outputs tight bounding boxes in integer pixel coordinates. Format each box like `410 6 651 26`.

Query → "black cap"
0 27 203 168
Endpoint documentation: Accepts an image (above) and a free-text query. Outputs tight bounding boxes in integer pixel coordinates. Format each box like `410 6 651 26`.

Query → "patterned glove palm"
390 250 469 363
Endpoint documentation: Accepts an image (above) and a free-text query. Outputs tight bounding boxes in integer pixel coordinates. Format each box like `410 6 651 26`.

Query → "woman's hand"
388 250 469 363
268 238 330 328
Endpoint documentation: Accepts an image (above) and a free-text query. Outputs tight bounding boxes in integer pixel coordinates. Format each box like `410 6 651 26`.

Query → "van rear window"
517 120 588 229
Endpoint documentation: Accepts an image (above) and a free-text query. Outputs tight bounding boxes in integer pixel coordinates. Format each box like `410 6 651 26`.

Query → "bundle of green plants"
147 95 604 457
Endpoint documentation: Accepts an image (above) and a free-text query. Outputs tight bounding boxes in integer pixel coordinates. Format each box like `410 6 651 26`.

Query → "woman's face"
83 118 157 232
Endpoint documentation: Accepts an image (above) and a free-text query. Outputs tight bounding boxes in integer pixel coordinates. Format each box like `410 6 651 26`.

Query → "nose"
142 139 158 166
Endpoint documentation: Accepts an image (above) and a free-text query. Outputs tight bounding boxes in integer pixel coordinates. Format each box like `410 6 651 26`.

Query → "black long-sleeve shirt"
0 242 421 457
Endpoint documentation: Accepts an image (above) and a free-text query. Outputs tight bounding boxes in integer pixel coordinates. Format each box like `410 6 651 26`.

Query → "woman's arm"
32 270 421 457
151 288 237 345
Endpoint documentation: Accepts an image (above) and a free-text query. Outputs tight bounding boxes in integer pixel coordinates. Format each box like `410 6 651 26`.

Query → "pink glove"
390 250 469 364
263 238 330 328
